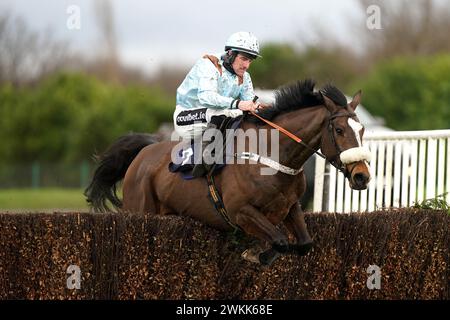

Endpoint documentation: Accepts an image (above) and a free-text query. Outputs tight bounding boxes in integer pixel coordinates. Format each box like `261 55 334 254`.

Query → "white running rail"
313 129 450 213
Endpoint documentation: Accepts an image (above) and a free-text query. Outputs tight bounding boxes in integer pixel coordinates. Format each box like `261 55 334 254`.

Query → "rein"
249 109 356 177
249 111 326 159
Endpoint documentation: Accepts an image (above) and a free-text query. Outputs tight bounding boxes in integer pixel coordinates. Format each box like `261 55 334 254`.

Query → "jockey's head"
223 31 261 77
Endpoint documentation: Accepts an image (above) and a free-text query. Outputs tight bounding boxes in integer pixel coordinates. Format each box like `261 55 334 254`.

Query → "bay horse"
84 79 371 265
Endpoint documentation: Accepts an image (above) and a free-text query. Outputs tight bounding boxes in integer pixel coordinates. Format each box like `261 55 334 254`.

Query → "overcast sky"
1 0 366 75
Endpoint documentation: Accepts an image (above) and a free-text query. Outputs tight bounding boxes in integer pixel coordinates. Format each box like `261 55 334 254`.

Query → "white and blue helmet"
225 31 261 58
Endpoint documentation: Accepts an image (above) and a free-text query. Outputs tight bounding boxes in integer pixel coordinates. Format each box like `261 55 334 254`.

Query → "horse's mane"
249 79 347 123
320 83 348 108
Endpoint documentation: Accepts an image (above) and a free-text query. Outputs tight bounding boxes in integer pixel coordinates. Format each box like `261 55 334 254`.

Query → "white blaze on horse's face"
339 118 372 165
348 118 363 146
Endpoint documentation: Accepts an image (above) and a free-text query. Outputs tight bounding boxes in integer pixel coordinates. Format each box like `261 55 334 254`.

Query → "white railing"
313 129 450 213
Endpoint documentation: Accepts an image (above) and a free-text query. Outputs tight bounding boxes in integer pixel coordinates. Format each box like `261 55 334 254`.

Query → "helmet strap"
222 51 238 75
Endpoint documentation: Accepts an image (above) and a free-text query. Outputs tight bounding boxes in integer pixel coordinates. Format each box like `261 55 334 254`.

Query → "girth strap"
206 174 242 232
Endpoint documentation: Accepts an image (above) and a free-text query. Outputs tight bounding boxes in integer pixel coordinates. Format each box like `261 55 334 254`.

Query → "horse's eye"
335 128 344 135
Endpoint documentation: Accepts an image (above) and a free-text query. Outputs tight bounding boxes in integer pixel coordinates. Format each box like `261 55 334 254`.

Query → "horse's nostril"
354 173 368 185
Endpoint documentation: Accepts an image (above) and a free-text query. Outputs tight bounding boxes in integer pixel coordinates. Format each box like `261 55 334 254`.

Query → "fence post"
80 160 89 189
313 155 326 212
31 162 40 189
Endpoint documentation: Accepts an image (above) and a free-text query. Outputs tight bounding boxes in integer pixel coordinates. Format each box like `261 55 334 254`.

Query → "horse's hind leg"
283 202 313 256
123 172 158 214
235 205 288 265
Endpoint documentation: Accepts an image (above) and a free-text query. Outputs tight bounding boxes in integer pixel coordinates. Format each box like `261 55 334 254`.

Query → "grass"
0 188 89 211
413 193 450 215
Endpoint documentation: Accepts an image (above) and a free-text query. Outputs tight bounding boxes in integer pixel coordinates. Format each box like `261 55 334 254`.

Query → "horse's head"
320 89 371 190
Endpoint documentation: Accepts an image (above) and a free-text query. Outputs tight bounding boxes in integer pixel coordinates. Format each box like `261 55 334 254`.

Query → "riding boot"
192 116 224 178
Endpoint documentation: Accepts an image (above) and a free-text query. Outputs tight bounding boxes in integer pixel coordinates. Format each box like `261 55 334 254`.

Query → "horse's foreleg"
283 202 313 256
235 205 287 266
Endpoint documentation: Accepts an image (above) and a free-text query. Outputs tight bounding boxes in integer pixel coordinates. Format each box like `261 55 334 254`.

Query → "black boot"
191 117 224 178
191 161 209 178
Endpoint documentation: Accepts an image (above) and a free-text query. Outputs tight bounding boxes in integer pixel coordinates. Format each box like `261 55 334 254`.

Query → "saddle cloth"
168 116 242 180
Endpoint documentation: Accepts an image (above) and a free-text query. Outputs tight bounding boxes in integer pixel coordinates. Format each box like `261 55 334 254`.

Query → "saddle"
168 116 242 180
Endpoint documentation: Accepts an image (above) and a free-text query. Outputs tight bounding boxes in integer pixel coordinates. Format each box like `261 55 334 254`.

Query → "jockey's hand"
238 100 259 112
257 103 272 110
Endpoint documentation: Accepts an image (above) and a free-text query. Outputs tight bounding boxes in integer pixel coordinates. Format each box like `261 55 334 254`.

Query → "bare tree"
94 0 119 82
358 0 450 63
0 14 35 85
0 12 71 86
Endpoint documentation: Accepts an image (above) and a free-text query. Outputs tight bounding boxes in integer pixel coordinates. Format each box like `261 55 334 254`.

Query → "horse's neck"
272 106 328 169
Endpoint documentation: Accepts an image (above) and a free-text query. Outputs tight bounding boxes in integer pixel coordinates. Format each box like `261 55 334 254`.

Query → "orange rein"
248 109 327 160
249 110 303 144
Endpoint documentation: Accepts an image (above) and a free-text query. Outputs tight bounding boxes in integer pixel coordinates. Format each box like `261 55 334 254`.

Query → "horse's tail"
84 132 158 212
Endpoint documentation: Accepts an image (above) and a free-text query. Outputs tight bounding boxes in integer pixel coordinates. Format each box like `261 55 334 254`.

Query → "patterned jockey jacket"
176 53 255 110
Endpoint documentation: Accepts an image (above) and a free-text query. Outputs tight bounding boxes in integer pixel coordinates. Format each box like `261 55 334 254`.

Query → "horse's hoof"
292 241 314 256
272 238 289 253
259 248 280 266
241 248 262 264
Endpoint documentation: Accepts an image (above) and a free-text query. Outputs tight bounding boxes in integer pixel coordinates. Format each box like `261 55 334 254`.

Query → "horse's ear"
322 94 336 113
349 90 362 110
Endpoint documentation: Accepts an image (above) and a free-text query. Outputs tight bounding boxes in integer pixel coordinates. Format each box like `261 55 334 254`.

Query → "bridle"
249 108 358 178
325 110 357 178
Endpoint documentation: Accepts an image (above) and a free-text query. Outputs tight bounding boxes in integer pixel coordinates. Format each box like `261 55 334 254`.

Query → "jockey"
173 31 262 177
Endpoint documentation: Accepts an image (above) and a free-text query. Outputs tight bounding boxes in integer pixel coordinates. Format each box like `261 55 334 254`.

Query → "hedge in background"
355 54 450 130
0 209 448 299
0 72 174 165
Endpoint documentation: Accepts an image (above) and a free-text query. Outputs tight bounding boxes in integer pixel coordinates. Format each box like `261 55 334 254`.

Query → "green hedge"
0 73 174 165
355 54 450 130
0 209 448 299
